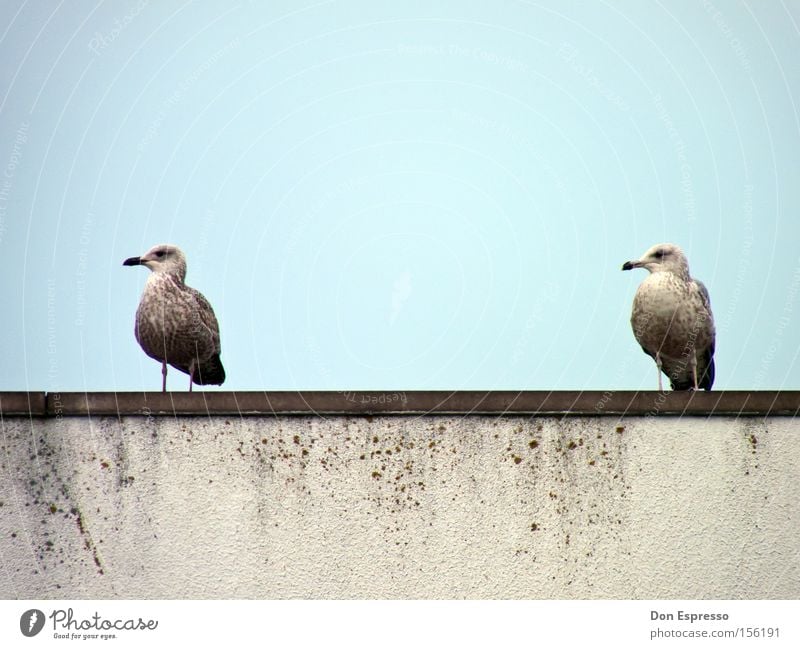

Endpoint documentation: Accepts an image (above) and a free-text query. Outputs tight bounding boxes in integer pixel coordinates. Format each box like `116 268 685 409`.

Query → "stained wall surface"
0 411 797 599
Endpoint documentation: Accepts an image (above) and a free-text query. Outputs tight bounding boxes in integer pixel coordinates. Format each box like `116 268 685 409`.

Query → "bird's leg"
161 360 167 393
655 352 664 392
690 354 699 391
188 358 195 393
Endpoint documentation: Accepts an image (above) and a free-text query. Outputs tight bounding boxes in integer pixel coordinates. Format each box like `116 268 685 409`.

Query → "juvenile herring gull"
622 243 715 391
123 244 225 392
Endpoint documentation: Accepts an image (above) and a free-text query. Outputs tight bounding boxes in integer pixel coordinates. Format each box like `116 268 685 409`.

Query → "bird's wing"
691 278 716 389
189 288 222 351
693 279 712 311
692 278 715 339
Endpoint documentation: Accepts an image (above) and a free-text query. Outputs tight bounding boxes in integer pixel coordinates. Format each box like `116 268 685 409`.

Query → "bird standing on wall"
622 243 715 391
123 244 225 392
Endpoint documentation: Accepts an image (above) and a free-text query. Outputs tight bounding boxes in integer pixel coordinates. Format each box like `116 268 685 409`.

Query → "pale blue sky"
0 0 798 392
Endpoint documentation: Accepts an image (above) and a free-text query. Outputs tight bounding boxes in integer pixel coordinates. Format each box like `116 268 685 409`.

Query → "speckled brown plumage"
124 244 224 391
622 243 715 391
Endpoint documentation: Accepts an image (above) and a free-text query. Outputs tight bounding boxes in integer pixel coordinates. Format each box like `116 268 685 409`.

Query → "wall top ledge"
1 390 797 417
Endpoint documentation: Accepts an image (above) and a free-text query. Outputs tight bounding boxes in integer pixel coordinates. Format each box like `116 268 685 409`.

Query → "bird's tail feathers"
668 352 715 391
193 354 226 386
698 352 715 391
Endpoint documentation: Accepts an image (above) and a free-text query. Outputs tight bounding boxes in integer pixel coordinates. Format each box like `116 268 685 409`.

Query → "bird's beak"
621 260 640 271
123 256 142 266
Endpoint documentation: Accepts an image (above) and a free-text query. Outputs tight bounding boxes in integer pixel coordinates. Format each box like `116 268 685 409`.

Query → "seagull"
123 244 225 392
622 243 715 391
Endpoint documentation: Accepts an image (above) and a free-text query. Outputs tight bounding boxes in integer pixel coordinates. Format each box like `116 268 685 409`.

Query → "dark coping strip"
0 392 47 416
0 391 794 417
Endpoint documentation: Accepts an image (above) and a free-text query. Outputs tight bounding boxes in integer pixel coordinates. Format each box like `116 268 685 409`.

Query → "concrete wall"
1 392 798 599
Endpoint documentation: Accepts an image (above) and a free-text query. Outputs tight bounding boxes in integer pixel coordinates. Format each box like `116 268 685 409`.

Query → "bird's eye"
155 250 165 258
654 250 665 259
